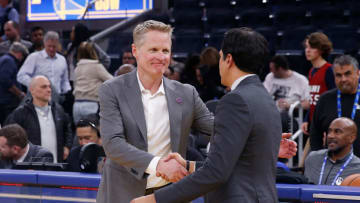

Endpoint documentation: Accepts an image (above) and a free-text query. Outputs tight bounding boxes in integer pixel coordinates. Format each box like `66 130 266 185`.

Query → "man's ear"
226 53 234 68
11 145 21 154
348 134 357 144
131 43 137 59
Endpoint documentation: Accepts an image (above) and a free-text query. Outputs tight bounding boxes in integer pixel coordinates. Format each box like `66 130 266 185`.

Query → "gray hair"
9 42 28 56
44 31 59 43
333 55 359 71
133 20 173 47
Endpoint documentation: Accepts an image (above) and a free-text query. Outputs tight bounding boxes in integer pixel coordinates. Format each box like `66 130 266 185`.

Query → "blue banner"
27 0 152 21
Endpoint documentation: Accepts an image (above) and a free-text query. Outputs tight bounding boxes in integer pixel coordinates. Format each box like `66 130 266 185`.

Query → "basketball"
341 174 360 186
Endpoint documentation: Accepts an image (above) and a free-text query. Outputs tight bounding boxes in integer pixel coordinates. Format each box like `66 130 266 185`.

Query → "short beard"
0 155 13 161
329 145 346 156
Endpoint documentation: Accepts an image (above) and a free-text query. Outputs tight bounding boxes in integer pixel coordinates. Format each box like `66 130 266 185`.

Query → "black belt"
145 184 170 195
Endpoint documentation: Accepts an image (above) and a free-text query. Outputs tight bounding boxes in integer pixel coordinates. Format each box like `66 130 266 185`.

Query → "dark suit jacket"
0 143 54 169
24 143 54 162
155 75 282 203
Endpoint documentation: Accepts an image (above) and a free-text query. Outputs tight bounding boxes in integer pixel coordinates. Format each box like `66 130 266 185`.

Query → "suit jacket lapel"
123 71 148 142
164 78 182 153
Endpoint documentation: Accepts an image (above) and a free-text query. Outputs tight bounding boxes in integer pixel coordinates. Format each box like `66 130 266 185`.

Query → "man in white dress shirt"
96 20 214 203
17 31 70 94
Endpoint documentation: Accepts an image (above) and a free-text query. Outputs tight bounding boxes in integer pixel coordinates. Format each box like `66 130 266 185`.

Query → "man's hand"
163 153 186 167
131 194 156 203
156 156 188 182
277 98 290 110
301 122 309 135
278 133 297 159
63 146 70 160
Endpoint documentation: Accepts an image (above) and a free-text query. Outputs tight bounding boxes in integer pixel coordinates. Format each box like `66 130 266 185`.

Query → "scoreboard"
27 0 153 21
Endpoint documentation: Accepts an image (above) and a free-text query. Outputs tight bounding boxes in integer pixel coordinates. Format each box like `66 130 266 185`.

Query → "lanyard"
318 152 354 185
337 83 360 119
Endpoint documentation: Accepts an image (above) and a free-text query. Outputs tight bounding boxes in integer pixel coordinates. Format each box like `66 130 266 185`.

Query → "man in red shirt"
300 32 336 166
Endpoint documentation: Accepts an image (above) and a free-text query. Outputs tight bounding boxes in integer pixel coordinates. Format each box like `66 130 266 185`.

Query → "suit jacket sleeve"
155 93 251 202
309 95 325 151
37 148 54 163
99 82 154 180
190 85 214 135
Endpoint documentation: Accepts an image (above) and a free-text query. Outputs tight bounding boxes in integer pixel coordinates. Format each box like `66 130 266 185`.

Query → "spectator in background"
299 32 335 167
0 21 32 54
67 114 102 172
0 124 53 169
66 23 110 82
28 26 44 53
305 117 360 185
5 76 73 163
180 53 200 87
199 47 225 100
0 0 19 40
121 49 136 66
73 41 113 124
302 32 335 134
196 65 225 102
264 55 310 132
17 31 71 95
0 42 27 126
169 54 185 81
200 46 221 87
310 55 360 157
114 63 135 77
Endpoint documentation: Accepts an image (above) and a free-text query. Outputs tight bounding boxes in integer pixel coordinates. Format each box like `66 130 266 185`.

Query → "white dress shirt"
137 72 171 189
231 74 255 91
35 105 58 163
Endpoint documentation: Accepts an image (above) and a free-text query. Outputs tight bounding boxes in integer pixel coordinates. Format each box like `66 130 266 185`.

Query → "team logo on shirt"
335 177 343 185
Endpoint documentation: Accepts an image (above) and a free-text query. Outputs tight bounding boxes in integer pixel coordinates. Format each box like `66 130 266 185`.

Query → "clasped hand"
156 153 188 182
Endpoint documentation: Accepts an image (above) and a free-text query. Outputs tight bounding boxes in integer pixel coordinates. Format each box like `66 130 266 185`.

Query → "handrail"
287 101 304 168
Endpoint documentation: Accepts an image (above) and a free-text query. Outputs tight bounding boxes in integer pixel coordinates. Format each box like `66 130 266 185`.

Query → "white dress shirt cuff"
145 156 161 175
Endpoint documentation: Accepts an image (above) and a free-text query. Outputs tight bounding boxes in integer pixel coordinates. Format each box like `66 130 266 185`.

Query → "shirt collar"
230 74 255 91
327 149 353 164
136 71 165 96
40 49 57 59
17 143 30 162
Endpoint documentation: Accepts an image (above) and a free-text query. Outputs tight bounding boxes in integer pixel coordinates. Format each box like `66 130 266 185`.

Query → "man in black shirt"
310 55 360 156
67 114 102 172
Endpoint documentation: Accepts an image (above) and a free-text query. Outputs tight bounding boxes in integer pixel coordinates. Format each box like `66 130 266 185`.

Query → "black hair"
270 55 289 70
221 27 269 75
31 26 45 33
67 23 90 58
76 114 100 138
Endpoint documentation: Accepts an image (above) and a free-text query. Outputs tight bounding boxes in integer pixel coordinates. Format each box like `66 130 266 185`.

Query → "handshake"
155 132 297 183
156 153 194 182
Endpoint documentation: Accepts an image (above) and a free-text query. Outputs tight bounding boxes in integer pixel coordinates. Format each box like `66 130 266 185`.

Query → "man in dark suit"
132 27 283 203
0 124 53 169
